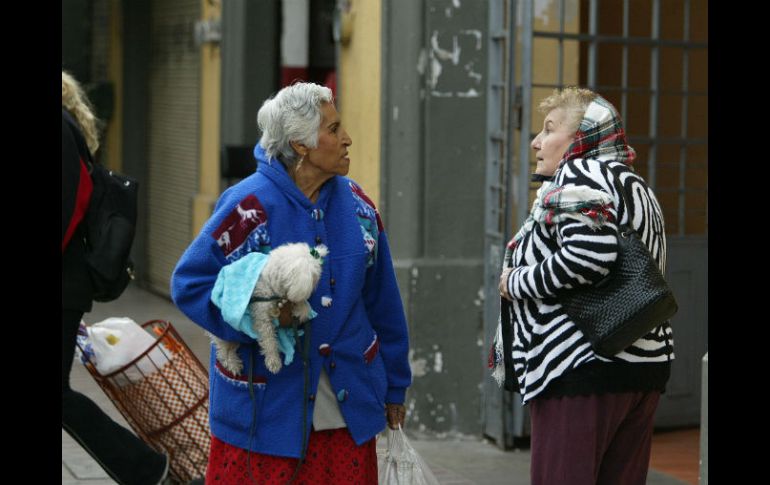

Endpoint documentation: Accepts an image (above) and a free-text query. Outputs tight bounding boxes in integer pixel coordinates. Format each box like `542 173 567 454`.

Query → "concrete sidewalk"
63 285 688 484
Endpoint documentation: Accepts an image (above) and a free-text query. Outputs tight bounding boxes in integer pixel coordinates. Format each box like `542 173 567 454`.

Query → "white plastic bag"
79 317 170 385
378 425 440 485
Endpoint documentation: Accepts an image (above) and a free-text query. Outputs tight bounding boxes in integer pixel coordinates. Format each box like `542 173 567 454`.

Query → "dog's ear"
286 265 315 301
281 255 315 302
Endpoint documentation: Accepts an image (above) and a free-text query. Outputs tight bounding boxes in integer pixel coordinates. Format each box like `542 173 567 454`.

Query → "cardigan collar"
254 144 334 211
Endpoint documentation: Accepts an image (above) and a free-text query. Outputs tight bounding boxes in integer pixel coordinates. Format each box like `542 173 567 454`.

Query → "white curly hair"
256 82 334 166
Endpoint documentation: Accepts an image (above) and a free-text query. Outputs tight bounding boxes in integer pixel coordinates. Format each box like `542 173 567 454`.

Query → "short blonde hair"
62 71 101 154
537 87 597 133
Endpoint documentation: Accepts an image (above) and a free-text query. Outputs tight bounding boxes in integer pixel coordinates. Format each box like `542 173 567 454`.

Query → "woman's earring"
296 154 305 171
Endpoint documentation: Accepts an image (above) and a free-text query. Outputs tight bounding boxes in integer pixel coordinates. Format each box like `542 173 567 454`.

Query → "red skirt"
205 428 377 484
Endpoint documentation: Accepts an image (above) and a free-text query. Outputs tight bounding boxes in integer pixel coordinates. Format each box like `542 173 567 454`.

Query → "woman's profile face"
305 102 353 177
531 107 576 177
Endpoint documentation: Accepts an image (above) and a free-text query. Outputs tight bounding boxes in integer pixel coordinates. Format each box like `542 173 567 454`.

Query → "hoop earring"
296 154 305 171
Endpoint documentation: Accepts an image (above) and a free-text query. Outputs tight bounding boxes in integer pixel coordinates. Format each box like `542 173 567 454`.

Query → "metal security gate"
482 0 529 448
146 0 201 296
483 0 708 447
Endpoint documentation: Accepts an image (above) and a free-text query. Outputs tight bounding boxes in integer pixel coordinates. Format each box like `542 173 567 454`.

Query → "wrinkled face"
531 108 576 177
305 102 352 176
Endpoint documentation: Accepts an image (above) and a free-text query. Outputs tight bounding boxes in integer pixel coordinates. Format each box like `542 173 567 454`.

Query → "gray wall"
655 238 709 427
382 0 488 435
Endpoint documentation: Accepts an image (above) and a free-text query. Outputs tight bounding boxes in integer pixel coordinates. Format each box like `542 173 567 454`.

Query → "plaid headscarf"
560 95 636 168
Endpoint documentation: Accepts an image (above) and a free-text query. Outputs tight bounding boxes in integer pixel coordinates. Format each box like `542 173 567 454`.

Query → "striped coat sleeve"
507 159 620 300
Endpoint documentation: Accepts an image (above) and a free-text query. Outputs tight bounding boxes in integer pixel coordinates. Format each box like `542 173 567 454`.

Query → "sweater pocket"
364 332 387 406
210 360 267 429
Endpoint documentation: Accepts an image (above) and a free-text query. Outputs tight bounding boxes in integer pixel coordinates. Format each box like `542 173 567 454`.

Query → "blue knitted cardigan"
171 145 412 458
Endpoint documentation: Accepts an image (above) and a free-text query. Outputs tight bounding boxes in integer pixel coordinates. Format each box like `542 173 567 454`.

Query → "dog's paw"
264 354 282 374
221 355 244 375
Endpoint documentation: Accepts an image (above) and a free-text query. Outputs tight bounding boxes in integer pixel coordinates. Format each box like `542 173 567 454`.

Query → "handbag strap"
606 163 673 362
603 163 633 230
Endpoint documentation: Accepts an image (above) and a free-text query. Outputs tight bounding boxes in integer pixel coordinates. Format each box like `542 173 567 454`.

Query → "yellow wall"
339 0 381 205
192 0 222 237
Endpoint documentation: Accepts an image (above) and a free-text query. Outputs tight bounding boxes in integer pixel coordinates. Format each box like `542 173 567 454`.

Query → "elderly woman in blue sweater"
171 82 411 484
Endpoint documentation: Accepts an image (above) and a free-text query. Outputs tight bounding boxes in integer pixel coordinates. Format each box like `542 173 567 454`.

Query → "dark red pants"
206 427 377 484
529 391 660 485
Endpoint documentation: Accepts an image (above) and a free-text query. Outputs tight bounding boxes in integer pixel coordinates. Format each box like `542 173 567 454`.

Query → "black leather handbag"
560 166 678 358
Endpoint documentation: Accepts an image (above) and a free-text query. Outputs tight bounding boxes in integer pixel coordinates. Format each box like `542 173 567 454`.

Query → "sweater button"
315 236 322 244
336 389 348 402
330 278 336 286
308 393 315 401
318 344 331 356
330 361 336 369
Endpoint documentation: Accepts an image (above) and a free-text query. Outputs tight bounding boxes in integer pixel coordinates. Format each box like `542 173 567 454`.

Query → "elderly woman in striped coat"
491 87 673 485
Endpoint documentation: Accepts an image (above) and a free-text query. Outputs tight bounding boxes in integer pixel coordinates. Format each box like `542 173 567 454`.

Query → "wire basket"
79 319 210 482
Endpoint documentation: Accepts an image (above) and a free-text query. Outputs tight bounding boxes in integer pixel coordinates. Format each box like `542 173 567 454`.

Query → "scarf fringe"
491 362 506 387
489 319 507 388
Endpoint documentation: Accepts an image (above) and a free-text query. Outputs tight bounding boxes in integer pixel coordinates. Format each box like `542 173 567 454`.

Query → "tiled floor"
650 427 701 485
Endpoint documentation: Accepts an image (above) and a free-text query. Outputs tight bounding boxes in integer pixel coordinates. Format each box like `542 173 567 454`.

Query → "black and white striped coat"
507 158 675 404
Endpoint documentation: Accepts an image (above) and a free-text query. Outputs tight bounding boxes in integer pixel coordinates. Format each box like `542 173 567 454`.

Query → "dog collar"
309 247 325 263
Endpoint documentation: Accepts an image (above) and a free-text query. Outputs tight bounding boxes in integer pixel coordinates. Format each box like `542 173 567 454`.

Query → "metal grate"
520 0 708 236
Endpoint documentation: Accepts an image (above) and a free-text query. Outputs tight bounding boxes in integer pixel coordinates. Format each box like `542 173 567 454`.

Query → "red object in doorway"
280 66 309 87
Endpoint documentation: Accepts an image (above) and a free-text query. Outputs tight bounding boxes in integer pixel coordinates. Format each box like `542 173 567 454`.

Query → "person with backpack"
61 70 176 485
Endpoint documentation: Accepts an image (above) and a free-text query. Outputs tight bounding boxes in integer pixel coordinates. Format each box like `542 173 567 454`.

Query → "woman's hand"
385 403 406 430
277 301 295 327
499 267 514 301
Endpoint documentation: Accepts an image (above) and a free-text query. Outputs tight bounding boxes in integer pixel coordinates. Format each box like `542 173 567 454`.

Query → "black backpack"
83 161 139 302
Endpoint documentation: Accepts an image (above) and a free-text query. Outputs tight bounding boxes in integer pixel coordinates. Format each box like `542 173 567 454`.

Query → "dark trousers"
62 308 167 485
529 391 660 485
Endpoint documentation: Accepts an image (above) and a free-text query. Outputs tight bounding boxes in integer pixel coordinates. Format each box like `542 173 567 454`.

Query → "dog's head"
265 243 328 302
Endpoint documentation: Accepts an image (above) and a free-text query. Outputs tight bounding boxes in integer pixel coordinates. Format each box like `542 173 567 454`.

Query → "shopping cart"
78 319 210 482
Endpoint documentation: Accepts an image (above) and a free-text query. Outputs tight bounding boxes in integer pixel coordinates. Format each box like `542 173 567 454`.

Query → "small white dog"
210 242 328 374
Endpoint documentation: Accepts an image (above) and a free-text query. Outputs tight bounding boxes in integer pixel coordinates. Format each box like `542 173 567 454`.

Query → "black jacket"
62 109 94 311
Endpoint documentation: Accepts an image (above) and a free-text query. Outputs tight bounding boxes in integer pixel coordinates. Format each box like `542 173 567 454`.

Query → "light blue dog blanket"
210 251 317 366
